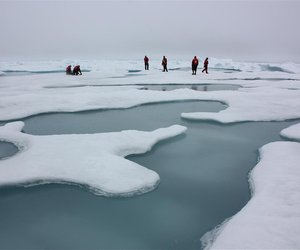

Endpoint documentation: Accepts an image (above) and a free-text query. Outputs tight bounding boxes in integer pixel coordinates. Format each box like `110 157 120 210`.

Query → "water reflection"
139 84 238 91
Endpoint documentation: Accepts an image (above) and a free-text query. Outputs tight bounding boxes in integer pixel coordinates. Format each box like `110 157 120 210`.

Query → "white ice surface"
202 140 300 249
1 58 300 74
1 59 300 248
280 123 300 141
1 69 300 122
1 58 300 123
0 122 186 196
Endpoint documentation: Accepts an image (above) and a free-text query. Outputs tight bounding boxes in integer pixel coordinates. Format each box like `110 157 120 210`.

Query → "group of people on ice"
191 56 208 75
144 56 209 75
66 65 82 75
66 57 209 75
143 55 169 72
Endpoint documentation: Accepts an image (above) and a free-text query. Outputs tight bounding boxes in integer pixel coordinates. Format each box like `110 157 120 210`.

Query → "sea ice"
1 59 300 123
202 139 300 249
1 59 300 249
0 121 187 196
280 122 300 140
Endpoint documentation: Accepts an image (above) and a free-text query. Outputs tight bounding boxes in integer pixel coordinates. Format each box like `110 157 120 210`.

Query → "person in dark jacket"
162 56 168 72
73 65 82 75
66 65 72 75
191 56 199 75
202 57 209 74
144 56 149 70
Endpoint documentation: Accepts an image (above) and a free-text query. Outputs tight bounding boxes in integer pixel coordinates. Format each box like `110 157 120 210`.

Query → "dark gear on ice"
162 56 168 72
144 56 149 70
191 56 199 75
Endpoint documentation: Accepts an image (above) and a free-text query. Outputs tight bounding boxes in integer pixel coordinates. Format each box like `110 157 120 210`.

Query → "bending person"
73 65 82 75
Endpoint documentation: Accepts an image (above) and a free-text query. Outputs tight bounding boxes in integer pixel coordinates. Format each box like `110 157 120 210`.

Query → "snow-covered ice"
1 59 300 123
200 123 300 249
280 123 300 141
0 121 186 196
202 139 300 249
1 58 300 249
181 87 300 123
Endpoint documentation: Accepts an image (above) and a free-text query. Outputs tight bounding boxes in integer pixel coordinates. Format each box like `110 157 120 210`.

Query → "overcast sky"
1 0 299 62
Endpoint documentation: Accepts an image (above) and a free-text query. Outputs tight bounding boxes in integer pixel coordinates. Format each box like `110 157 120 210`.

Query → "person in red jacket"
162 56 168 72
66 65 72 75
202 57 209 74
73 65 82 75
191 56 199 75
144 56 149 70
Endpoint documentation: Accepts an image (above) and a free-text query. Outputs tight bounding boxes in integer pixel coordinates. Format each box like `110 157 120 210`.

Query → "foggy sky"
1 0 300 62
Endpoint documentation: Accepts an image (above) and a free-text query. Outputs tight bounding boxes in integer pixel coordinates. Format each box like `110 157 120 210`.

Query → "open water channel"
0 90 298 249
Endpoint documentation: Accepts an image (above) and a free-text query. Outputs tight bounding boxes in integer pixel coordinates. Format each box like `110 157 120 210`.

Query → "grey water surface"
138 84 239 91
0 142 18 159
0 100 298 250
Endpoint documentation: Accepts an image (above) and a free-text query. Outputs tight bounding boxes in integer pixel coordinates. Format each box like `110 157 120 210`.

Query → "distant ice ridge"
0 58 299 74
0 122 187 196
201 123 300 249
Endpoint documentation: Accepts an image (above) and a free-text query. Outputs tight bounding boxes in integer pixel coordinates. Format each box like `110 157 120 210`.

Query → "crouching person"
66 65 72 75
73 65 82 75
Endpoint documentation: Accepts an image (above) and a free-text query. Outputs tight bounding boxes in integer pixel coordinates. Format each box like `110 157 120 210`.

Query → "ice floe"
202 123 300 249
1 59 300 123
1 73 300 123
280 123 300 141
181 87 300 123
1 58 300 249
202 140 300 249
0 122 186 196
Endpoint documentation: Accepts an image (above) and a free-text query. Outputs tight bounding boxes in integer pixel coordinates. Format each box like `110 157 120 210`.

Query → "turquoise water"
0 101 297 249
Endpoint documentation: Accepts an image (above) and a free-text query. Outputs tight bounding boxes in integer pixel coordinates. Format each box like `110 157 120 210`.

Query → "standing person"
202 57 209 74
191 56 199 75
144 56 149 70
162 56 168 72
